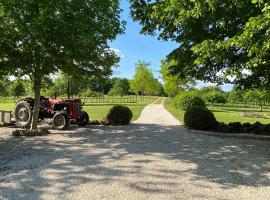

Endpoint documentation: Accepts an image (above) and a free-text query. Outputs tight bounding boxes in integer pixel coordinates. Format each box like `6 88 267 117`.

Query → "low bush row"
175 92 270 135
215 121 270 135
184 106 270 135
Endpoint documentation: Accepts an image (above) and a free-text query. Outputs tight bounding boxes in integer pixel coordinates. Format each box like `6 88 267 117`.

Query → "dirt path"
0 103 270 199
134 102 180 125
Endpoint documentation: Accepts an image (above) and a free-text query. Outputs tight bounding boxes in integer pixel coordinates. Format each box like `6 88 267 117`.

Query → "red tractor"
14 96 89 129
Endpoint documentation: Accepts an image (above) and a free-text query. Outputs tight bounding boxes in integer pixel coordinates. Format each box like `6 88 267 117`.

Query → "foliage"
173 91 206 110
0 0 125 131
9 79 26 98
106 105 133 125
108 78 130 96
216 121 270 135
228 90 244 103
0 77 10 97
243 89 270 111
129 0 268 88
130 60 163 95
160 60 194 97
81 89 103 98
184 106 218 130
204 90 227 105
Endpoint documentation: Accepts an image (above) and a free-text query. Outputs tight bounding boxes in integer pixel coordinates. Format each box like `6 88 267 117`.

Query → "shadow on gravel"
0 124 270 199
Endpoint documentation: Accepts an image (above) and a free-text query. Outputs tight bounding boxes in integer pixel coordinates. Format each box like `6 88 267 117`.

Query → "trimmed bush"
215 121 270 135
184 106 218 130
228 122 243 133
106 105 133 125
173 92 206 110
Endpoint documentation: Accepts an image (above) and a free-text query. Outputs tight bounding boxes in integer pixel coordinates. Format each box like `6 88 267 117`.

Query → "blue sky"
109 1 178 79
110 1 233 91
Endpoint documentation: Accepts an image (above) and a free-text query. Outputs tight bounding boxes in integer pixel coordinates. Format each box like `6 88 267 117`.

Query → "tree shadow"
0 124 269 199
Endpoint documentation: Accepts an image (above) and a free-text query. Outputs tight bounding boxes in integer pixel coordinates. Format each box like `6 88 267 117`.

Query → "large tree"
108 78 130 96
129 0 263 86
10 79 26 99
0 0 125 131
160 60 194 97
130 60 152 95
130 60 162 95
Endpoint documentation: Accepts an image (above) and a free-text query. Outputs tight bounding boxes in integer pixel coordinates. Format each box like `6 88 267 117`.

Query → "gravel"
0 103 269 200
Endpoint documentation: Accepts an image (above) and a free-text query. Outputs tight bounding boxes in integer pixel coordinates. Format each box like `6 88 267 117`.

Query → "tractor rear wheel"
77 111 89 126
14 101 32 128
53 113 69 130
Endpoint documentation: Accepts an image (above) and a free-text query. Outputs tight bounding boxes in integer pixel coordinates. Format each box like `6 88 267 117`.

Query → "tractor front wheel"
77 111 89 126
53 113 69 130
14 101 32 128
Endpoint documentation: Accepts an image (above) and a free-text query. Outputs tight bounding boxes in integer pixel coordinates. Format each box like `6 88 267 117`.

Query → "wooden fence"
0 95 157 104
82 96 154 104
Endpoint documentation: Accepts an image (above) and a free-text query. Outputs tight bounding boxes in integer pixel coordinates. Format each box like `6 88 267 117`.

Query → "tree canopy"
108 78 130 96
10 79 26 98
130 60 163 95
0 0 125 131
129 0 267 88
160 60 194 97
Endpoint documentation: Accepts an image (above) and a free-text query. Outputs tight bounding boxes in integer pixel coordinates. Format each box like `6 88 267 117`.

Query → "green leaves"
129 0 269 88
130 60 163 95
0 0 125 78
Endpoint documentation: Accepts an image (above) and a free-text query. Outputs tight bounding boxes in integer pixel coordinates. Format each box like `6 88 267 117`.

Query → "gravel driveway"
0 103 269 200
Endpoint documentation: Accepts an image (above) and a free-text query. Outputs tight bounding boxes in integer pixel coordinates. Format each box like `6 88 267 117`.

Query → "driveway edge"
188 129 270 141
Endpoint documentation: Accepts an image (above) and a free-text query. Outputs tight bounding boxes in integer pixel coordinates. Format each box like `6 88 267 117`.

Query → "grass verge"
163 98 184 123
164 98 270 124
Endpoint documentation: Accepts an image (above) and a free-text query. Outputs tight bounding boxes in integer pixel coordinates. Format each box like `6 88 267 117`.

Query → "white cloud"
110 48 124 59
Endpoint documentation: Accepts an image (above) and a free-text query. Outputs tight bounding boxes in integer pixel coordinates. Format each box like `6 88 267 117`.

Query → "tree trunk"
67 80 70 99
260 103 263 112
30 75 42 132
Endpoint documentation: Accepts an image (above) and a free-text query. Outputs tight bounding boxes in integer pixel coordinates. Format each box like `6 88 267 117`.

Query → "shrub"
228 122 243 133
81 89 104 97
106 105 133 125
215 121 270 135
173 92 206 110
184 106 218 130
204 91 227 106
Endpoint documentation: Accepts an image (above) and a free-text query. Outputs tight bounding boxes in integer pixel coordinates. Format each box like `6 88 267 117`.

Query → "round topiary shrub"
184 106 218 130
106 105 133 125
173 92 206 110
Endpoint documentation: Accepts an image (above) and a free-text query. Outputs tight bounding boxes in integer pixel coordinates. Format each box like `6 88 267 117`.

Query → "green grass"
210 107 270 124
153 97 164 104
83 102 155 121
0 103 15 111
0 97 158 122
164 98 270 124
83 96 158 121
164 98 184 122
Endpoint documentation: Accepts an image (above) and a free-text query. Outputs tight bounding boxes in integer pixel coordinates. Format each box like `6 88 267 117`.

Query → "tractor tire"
77 111 89 126
14 101 32 128
53 113 70 130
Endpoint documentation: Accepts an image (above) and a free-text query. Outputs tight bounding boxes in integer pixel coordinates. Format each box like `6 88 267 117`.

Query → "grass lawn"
163 98 185 123
0 103 15 111
0 97 158 122
83 100 156 121
164 98 270 124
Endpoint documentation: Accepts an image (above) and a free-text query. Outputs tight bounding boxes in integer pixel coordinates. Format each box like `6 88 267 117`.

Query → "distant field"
0 103 15 112
164 98 270 124
0 96 158 122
